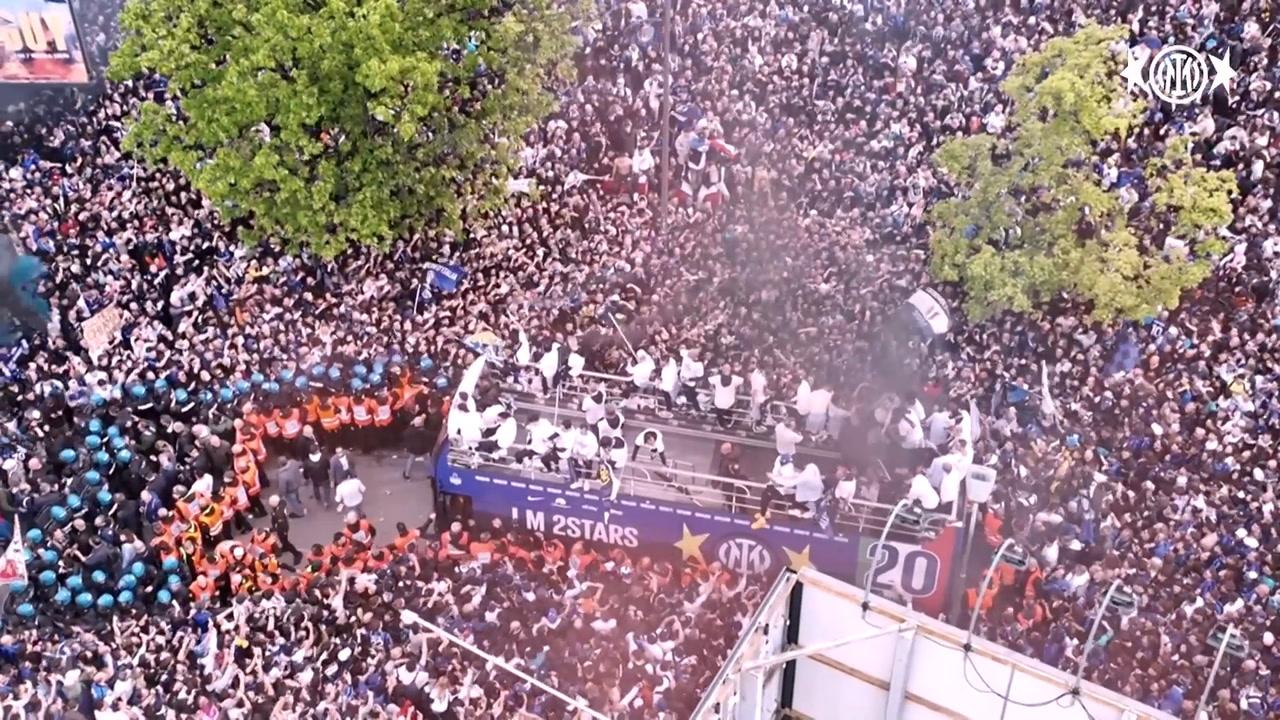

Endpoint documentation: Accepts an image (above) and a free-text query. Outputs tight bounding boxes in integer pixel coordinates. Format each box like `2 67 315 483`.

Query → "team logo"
715 535 774 575
448 472 462 486
1121 43 1235 106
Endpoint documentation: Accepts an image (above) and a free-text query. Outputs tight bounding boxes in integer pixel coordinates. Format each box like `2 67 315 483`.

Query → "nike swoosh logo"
527 495 544 502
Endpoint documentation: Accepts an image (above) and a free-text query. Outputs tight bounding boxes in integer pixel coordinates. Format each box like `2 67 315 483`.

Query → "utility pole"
657 0 673 238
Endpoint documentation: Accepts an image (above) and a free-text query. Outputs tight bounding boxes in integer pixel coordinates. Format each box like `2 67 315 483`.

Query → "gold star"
784 545 814 572
673 524 709 563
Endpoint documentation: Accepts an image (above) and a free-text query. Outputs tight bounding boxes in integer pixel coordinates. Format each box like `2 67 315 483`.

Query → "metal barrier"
504 366 802 436
445 442 947 541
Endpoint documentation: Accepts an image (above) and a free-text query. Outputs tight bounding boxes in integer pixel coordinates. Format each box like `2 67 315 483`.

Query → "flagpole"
606 311 639 361
413 282 423 316
658 0 673 239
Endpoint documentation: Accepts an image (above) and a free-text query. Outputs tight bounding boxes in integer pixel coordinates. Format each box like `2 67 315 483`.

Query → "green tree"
928 23 1238 322
109 0 576 257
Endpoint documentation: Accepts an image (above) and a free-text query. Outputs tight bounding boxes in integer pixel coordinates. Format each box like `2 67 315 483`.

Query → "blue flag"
425 262 466 292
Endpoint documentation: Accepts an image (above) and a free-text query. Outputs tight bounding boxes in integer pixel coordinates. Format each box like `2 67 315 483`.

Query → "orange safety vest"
281 409 303 439
238 426 266 463
392 530 420 554
319 404 341 431
191 576 217 602
352 400 373 427
199 503 225 536
334 396 352 424
304 396 321 424
223 480 250 513
374 398 394 427
263 411 282 438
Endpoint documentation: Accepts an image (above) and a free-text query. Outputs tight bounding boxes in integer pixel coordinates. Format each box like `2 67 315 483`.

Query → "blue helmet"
130 384 146 399
251 373 266 385
166 574 182 588
372 362 385 376
58 448 76 464
25 528 42 544
175 388 190 404
84 469 103 485
279 369 295 383
162 557 179 573
97 490 113 507
118 574 137 589
154 378 169 393
264 382 280 394
156 588 173 605
93 450 110 466
295 376 310 390
91 570 107 586
85 435 102 450
96 594 114 610
110 435 127 450
9 580 27 594
16 603 34 618
368 373 383 386
117 589 135 605
66 575 84 592
66 493 82 509
353 364 368 378
50 506 68 523
219 387 234 403
40 549 58 564
199 390 214 405
75 592 93 609
131 562 145 577
350 378 364 392
420 356 435 370
234 379 251 394
391 353 405 365
310 365 326 378
434 375 449 389
106 425 121 439
54 588 71 606
328 366 342 380
87 419 103 434
116 449 133 465
38 570 56 586
91 394 107 407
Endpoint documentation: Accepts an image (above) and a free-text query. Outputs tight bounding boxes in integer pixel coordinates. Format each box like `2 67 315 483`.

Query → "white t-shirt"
334 478 366 507
711 374 744 409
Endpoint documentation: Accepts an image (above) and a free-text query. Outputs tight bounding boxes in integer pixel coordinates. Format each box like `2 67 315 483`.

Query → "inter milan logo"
716 535 773 575
1121 43 1235 106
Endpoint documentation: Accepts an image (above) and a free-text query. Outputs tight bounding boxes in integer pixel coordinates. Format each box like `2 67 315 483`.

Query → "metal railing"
445 442 947 541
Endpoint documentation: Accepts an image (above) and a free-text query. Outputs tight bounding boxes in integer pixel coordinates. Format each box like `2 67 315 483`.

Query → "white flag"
0 519 28 585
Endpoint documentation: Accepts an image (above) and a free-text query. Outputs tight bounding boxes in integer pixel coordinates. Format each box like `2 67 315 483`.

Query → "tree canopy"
928 23 1238 322
109 0 576 257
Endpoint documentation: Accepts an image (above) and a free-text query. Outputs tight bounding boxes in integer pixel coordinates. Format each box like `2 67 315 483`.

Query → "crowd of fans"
0 0 1279 717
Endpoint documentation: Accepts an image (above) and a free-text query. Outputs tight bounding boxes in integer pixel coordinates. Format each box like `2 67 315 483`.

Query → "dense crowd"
0 0 1279 717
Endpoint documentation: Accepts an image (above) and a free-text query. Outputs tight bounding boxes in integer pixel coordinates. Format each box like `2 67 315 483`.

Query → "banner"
0 519 26 585
80 304 124 355
0 0 91 83
436 453 959 615
424 262 466 292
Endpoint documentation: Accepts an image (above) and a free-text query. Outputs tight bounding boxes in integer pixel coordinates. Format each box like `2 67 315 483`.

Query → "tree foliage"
928 23 1238 322
109 0 576 256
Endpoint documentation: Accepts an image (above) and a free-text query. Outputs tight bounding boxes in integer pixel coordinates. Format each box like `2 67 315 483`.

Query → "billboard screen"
0 0 90 83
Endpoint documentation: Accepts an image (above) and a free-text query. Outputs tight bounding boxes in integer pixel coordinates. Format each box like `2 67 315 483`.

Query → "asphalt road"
248 449 437 550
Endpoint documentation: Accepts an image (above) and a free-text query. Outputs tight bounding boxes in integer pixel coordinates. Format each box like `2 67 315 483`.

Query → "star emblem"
1207 49 1237 95
673 524 709 564
783 544 814 572
1121 45 1149 95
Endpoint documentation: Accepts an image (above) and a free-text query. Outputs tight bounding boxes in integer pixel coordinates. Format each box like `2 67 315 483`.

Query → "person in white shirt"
677 348 705 410
709 364 744 428
748 363 769 429
631 427 668 466
476 411 518 457
570 423 598 490
334 475 367 515
658 357 680 413
625 348 656 398
518 413 557 467
541 420 575 474
449 403 483 449
753 459 824 529
582 387 608 428
597 405 625 440
774 419 803 462
537 341 562 395
805 383 833 435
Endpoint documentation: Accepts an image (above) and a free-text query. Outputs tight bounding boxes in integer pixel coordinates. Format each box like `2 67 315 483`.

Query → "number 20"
865 542 940 597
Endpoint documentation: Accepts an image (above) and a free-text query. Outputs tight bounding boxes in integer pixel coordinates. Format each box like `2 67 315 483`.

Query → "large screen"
0 0 90 83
